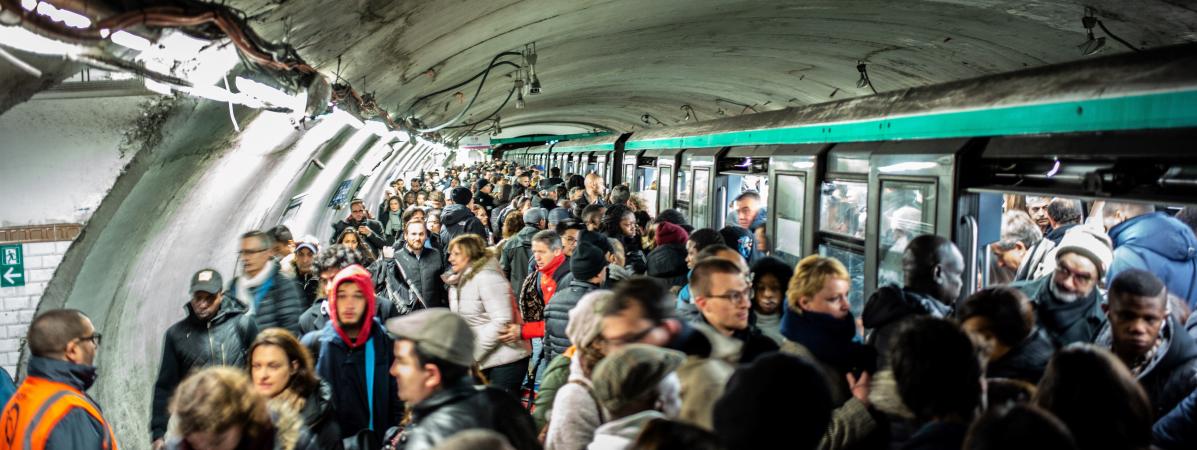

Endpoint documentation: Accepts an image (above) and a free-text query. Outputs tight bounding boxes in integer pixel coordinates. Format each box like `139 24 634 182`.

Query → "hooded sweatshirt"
861 285 952 368
440 204 487 244
1107 212 1197 308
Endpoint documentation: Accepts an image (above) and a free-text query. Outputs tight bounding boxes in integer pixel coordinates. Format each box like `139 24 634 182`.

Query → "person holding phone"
331 199 386 255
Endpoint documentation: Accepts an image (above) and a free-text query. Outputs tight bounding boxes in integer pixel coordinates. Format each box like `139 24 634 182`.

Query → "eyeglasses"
1055 265 1094 285
606 326 656 346
704 288 753 305
77 333 101 347
239 248 270 256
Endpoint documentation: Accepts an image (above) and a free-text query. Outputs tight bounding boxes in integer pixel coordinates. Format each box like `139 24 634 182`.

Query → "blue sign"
328 180 353 207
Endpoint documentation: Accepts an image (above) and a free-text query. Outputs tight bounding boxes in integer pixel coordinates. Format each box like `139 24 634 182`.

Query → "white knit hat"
1054 225 1114 278
567 290 613 349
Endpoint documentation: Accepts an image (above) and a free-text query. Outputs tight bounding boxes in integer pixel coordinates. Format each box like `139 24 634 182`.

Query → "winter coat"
986 327 1056 384
397 381 540 450
293 268 321 309
587 410 664 450
286 380 342 450
1108 212 1197 308
546 356 606 450
501 226 539 289
331 218 387 254
533 351 573 430
1154 387 1197 450
447 256 532 369
18 357 109 450
780 339 879 450
861 285 953 368
604 263 632 288
440 204 488 245
693 311 779 364
646 243 689 288
227 260 306 337
1098 317 1197 419
151 298 259 440
1014 223 1077 282
1011 275 1106 347
545 280 600 362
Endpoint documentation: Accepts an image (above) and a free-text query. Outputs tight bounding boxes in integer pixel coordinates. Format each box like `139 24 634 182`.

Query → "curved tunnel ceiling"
218 0 1197 138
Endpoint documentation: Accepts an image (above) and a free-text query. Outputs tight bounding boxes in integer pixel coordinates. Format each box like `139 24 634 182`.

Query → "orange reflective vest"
0 376 118 450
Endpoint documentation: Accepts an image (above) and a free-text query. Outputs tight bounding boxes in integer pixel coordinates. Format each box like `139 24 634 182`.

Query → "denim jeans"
484 357 531 397
522 337 550 390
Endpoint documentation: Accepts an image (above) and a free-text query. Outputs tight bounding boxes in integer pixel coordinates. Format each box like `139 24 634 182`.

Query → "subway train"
502 43 1197 314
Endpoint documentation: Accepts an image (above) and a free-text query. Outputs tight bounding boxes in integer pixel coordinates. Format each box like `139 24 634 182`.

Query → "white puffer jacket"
448 255 532 369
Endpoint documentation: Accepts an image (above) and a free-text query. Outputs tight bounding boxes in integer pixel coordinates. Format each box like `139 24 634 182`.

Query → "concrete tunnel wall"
26 95 429 449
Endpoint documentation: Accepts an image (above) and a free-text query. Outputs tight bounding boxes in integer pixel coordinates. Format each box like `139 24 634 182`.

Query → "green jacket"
533 352 573 430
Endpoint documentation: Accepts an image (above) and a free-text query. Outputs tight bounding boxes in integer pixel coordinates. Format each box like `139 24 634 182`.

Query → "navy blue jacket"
1155 387 1197 449
304 319 402 445
23 357 109 449
1108 212 1197 308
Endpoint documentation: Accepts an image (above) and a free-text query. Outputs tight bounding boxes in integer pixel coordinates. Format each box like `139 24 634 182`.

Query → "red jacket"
521 253 570 340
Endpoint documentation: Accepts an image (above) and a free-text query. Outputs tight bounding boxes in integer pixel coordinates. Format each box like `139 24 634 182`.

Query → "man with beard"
1012 226 1112 347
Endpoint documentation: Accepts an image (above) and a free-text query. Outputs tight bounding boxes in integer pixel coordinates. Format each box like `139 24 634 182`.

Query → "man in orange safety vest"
0 309 118 450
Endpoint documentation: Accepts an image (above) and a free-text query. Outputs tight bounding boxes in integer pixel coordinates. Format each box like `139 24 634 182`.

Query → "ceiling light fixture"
641 113 665 126
515 78 526 109
524 42 541 95
856 61 878 95
680 104 697 122
1078 8 1106 56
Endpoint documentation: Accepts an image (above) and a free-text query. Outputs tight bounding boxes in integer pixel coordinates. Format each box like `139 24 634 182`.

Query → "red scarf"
538 252 567 303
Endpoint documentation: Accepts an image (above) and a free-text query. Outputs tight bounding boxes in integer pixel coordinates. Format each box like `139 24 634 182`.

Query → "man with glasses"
227 230 306 336
1 309 118 450
1013 226 1113 346
149 269 258 450
331 199 387 254
691 258 779 363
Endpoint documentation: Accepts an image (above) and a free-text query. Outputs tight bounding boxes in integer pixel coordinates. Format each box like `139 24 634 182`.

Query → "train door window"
774 174 805 266
820 180 868 239
640 166 659 214
625 164 635 185
658 166 673 215
693 169 711 229
877 181 938 288
720 174 770 229
676 169 691 219
819 241 866 316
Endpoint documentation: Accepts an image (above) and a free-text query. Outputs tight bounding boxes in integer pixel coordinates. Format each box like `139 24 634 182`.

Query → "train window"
639 166 659 214
819 242 866 316
693 169 711 228
720 174 770 229
877 181 938 288
774 174 805 265
819 180 867 239
676 169 691 218
658 166 673 214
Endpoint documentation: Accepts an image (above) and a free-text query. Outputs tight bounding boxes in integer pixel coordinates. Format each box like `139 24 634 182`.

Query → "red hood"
655 221 689 246
328 265 376 348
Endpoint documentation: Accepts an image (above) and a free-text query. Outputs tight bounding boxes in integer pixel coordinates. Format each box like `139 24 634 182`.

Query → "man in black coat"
385 309 538 450
861 234 964 368
1100 269 1197 419
331 199 387 254
227 230 306 337
150 269 258 449
380 221 447 310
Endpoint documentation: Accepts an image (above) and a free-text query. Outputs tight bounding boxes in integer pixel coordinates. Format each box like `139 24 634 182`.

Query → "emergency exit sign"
1 244 24 288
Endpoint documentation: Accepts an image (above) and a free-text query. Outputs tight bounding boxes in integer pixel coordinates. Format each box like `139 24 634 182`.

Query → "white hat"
1055 225 1114 278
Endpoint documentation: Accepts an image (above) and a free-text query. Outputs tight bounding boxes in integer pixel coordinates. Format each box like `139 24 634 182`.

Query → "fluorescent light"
110 30 152 52
878 161 938 173
35 2 92 29
20 0 36 10
235 76 304 112
364 120 389 137
1045 160 1061 177
0 25 82 56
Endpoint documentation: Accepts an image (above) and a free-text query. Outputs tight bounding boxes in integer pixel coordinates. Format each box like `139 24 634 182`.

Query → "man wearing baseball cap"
385 309 538 450
149 269 258 449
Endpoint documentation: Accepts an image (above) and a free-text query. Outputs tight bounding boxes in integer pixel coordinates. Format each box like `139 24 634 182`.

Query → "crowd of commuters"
3 161 1197 450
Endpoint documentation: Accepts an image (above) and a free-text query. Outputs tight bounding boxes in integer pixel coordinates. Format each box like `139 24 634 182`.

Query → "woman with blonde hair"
249 328 341 450
167 366 316 450
443 234 532 395
778 254 878 449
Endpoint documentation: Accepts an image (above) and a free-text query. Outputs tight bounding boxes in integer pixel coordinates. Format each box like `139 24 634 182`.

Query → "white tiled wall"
0 241 71 375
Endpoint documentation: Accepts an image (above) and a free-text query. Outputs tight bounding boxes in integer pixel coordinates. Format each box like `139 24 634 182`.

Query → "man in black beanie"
714 353 834 450
544 242 608 362
440 186 487 243
473 178 495 212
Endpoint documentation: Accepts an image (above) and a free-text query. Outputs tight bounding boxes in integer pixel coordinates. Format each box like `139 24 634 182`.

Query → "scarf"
780 306 872 374
384 210 404 236
236 260 277 309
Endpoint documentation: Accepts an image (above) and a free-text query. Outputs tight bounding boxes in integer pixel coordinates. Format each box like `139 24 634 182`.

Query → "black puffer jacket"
647 243 689 288
227 262 306 337
396 382 539 450
544 279 601 362
987 326 1056 384
301 380 343 450
861 285 953 368
151 298 258 440
389 246 447 309
440 204 488 244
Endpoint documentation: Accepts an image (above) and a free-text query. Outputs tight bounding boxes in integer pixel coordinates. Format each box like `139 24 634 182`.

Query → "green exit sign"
1 244 24 288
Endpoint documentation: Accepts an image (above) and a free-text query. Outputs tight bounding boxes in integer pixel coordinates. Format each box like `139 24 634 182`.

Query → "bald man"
861 234 965 367
583 173 606 208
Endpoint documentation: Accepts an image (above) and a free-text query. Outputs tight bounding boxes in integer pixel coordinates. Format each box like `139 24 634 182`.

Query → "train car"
606 43 1197 308
551 133 624 186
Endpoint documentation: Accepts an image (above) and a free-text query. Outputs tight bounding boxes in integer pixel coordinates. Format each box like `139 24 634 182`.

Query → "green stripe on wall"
624 89 1197 150
554 143 615 153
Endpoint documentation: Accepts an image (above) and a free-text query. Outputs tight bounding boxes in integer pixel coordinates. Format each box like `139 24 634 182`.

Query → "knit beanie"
579 230 615 255
571 242 607 281
655 221 690 246
1054 225 1114 278
450 186 472 205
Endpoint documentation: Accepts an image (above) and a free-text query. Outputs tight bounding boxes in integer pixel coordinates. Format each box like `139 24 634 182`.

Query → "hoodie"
440 204 487 244
1107 212 1197 308
861 285 952 368
328 265 376 349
